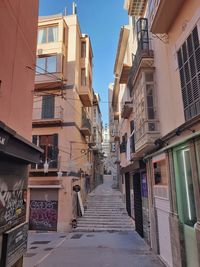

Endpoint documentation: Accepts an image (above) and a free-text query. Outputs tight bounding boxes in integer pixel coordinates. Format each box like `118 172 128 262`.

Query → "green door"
173 146 198 267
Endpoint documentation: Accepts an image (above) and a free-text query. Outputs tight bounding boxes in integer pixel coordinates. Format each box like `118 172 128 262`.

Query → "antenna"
72 2 77 15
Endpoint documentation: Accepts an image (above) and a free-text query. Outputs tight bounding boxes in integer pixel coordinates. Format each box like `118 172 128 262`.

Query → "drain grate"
31 241 50 245
71 234 82 239
24 253 36 258
44 247 54 251
30 246 38 249
86 234 94 237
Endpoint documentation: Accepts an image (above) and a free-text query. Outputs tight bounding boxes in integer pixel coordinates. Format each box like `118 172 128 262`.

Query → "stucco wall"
0 0 38 140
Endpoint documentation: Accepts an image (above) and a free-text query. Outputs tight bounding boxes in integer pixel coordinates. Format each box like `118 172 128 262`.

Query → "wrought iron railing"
33 106 64 120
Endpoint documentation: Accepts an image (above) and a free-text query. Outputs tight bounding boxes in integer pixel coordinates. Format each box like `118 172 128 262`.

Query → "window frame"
37 25 59 44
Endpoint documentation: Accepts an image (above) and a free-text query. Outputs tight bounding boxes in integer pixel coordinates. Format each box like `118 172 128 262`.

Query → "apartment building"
91 93 104 188
112 0 200 266
28 11 94 232
109 83 120 185
0 1 42 266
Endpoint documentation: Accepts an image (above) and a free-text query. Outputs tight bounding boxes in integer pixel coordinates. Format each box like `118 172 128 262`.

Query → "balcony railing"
128 45 154 91
80 110 91 136
134 120 160 155
32 106 63 126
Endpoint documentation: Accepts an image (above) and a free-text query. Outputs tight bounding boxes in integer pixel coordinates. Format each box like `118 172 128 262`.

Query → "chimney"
72 2 77 15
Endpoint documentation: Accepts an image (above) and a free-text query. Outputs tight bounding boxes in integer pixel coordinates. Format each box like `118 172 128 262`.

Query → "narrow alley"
23 176 164 267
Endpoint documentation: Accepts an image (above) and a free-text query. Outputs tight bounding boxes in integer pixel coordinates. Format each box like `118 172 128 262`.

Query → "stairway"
74 176 134 232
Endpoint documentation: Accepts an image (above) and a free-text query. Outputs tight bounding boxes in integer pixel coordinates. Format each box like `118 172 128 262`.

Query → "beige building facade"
28 12 97 232
111 0 200 266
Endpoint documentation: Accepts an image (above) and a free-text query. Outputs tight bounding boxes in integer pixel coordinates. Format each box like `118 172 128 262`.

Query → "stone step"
78 217 132 222
73 227 134 232
85 208 126 211
80 216 130 220
76 224 133 229
82 213 130 217
77 223 133 228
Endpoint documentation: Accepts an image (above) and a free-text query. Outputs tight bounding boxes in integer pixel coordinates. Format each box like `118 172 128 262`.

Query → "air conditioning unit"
37 49 43 55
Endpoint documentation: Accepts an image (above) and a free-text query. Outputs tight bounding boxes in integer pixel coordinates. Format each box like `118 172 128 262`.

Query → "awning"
0 121 43 163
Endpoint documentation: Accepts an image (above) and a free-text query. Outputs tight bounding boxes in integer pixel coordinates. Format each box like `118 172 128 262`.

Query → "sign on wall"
141 173 148 198
1 222 28 267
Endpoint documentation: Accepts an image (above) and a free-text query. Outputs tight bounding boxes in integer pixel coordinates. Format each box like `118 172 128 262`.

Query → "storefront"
0 122 42 266
173 143 199 267
122 160 149 239
146 131 200 267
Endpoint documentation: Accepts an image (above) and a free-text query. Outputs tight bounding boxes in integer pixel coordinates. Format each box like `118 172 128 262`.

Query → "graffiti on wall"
29 200 58 231
0 178 26 233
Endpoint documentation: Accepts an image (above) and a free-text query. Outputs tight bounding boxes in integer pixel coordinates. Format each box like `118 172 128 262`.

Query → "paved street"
23 176 164 267
23 231 164 267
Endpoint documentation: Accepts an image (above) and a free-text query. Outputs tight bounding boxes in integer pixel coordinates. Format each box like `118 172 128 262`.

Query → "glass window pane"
47 56 57 72
147 108 155 119
81 42 86 57
48 27 58 42
36 57 46 73
38 28 47 44
176 148 197 226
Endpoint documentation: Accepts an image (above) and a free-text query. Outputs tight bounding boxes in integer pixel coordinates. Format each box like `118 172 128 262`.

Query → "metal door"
125 173 131 217
133 172 143 237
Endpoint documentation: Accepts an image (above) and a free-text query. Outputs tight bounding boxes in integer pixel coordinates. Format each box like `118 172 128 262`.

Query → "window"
146 84 155 119
153 160 168 185
111 142 116 152
37 26 58 44
93 108 96 122
81 68 86 86
81 41 86 58
177 26 200 121
93 127 97 142
42 95 55 119
32 134 58 169
120 134 127 153
36 55 57 73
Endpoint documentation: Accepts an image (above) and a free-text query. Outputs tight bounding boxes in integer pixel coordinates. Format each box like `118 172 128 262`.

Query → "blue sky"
39 0 128 125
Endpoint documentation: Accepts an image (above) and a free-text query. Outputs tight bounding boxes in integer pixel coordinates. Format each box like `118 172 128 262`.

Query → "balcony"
78 85 93 107
120 64 131 84
80 110 91 137
149 0 184 34
134 120 160 156
35 54 63 90
30 156 60 174
121 101 133 119
32 106 63 127
125 0 147 16
128 46 154 90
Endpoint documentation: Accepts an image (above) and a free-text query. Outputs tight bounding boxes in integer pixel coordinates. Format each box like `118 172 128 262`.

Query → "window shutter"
177 25 200 121
42 95 55 119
